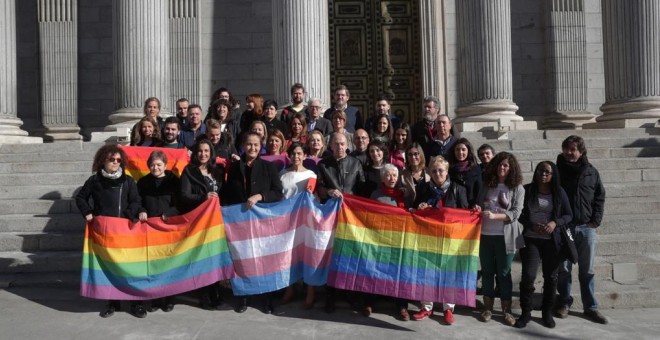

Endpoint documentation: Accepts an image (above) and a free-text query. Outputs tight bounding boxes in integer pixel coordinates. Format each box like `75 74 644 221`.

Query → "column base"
90 125 133 144
542 111 596 129
41 126 82 142
584 117 660 129
0 116 30 137
108 108 143 125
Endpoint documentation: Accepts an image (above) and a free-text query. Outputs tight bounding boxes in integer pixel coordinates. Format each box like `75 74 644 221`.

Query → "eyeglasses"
430 168 446 174
106 157 122 163
406 152 420 157
537 170 553 176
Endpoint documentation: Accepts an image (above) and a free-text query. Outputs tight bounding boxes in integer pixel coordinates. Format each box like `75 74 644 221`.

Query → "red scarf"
381 184 405 208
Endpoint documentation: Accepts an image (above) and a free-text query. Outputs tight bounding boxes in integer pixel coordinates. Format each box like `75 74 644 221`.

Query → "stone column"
419 0 446 108
272 0 330 107
0 0 36 143
169 0 201 109
453 0 533 132
543 0 595 129
38 0 82 141
109 0 170 126
596 0 660 128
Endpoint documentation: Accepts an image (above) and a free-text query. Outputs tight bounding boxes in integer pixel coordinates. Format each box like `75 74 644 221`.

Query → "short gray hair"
380 163 399 179
423 95 440 108
307 98 323 109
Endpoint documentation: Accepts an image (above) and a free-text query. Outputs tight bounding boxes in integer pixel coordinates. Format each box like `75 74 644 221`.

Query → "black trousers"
519 236 562 312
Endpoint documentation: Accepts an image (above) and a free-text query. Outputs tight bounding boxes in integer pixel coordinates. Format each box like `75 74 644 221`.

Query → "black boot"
235 297 248 313
147 298 161 312
162 296 175 312
542 309 556 328
542 277 557 328
263 294 274 314
130 301 147 318
99 300 119 318
514 310 532 328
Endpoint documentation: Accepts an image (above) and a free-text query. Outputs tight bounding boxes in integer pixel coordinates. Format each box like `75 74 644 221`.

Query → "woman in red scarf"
367 163 411 320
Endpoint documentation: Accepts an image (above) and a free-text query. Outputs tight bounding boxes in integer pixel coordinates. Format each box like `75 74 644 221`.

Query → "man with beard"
281 83 307 127
411 96 456 162
364 96 400 131
162 117 186 149
306 98 332 136
555 135 607 324
323 85 363 133
349 129 370 166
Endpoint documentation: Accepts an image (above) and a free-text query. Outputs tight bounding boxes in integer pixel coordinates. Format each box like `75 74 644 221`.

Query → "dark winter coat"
75 171 141 219
137 170 180 218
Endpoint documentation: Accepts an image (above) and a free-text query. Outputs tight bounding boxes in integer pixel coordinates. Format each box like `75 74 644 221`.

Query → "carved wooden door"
329 0 422 125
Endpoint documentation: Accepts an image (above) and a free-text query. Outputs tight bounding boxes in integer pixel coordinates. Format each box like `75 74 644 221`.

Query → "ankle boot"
542 309 556 328
514 310 532 328
480 296 494 322
501 300 515 326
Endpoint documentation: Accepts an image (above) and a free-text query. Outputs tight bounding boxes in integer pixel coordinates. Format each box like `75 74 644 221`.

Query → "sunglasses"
106 157 122 163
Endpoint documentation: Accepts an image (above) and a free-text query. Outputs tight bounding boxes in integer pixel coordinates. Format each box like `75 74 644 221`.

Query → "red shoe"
443 309 455 325
412 309 433 320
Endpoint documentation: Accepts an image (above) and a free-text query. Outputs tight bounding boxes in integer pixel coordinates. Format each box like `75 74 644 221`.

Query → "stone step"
0 185 80 200
599 213 660 234
0 214 84 233
510 146 660 162
597 233 660 256
0 251 81 274
0 173 91 186
0 232 84 252
0 161 93 174
604 197 660 215
0 152 96 163
0 271 80 288
604 182 660 198
0 199 78 215
0 141 104 154
520 158 660 174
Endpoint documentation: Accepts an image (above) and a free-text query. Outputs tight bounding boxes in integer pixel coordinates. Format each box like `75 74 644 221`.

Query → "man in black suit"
307 98 332 136
323 85 363 133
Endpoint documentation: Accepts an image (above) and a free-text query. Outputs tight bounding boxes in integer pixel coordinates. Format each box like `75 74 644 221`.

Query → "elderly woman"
130 116 163 147
137 150 181 313
365 163 411 320
222 132 284 314
180 139 226 310
286 112 308 150
475 151 525 327
326 110 354 151
75 144 142 318
266 129 287 156
411 155 468 326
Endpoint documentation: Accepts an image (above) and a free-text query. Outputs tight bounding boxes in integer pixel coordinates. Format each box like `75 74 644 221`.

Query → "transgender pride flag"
222 192 341 296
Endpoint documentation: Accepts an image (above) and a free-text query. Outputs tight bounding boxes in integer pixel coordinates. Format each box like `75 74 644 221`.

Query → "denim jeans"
557 224 598 311
480 235 515 300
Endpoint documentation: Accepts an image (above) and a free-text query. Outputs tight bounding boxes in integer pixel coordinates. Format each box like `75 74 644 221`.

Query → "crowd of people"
76 83 608 329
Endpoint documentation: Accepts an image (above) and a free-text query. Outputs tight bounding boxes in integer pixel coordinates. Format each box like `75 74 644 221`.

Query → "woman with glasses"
475 151 525 327
515 161 572 329
400 143 429 205
76 144 142 318
411 155 468 325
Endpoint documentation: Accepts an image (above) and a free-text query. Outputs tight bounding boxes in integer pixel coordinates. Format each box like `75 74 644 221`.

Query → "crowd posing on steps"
76 83 608 329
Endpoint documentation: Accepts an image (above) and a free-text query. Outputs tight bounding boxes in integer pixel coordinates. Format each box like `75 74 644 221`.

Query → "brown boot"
480 296 494 322
501 300 515 326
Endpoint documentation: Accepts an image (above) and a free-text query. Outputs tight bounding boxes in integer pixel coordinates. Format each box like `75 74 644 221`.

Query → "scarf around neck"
381 184 405 208
427 178 451 208
101 167 123 180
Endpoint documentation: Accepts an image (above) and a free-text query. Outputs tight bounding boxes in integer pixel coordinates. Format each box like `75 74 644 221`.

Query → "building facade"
1 0 659 142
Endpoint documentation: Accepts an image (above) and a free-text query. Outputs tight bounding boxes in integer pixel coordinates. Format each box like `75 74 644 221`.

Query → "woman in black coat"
75 144 143 318
180 139 226 310
515 161 572 329
448 137 482 208
222 131 284 314
137 150 181 313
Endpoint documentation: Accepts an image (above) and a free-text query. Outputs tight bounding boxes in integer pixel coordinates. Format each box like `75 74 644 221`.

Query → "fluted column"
110 0 170 126
0 0 32 140
419 0 445 105
596 0 660 128
543 0 595 129
38 0 82 140
454 0 531 131
169 0 200 109
272 0 330 107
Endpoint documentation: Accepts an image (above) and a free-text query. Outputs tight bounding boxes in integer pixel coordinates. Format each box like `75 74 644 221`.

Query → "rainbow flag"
120 146 189 180
81 197 234 300
328 194 481 307
223 192 340 296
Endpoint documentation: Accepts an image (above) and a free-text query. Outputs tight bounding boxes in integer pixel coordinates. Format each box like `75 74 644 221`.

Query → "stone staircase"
1 130 659 309
462 128 660 309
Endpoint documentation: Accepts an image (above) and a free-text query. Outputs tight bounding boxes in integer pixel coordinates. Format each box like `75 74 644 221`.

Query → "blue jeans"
557 224 598 311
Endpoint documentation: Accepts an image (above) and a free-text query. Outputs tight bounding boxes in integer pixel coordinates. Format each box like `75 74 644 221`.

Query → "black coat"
316 155 365 196
360 166 381 198
411 120 457 161
556 155 606 227
449 164 482 207
414 180 469 209
180 164 225 213
308 117 333 136
137 170 180 217
222 157 284 206
75 171 141 219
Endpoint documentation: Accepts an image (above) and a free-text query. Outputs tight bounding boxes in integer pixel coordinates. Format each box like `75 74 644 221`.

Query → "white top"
279 169 317 199
481 183 510 236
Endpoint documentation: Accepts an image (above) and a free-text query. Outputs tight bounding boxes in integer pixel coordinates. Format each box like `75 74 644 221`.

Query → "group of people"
77 84 607 330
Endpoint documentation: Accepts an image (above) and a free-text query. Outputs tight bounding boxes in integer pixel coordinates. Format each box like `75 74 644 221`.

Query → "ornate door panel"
329 0 422 125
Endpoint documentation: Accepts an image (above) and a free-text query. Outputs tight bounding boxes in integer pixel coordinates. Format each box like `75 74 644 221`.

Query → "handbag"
559 225 578 264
